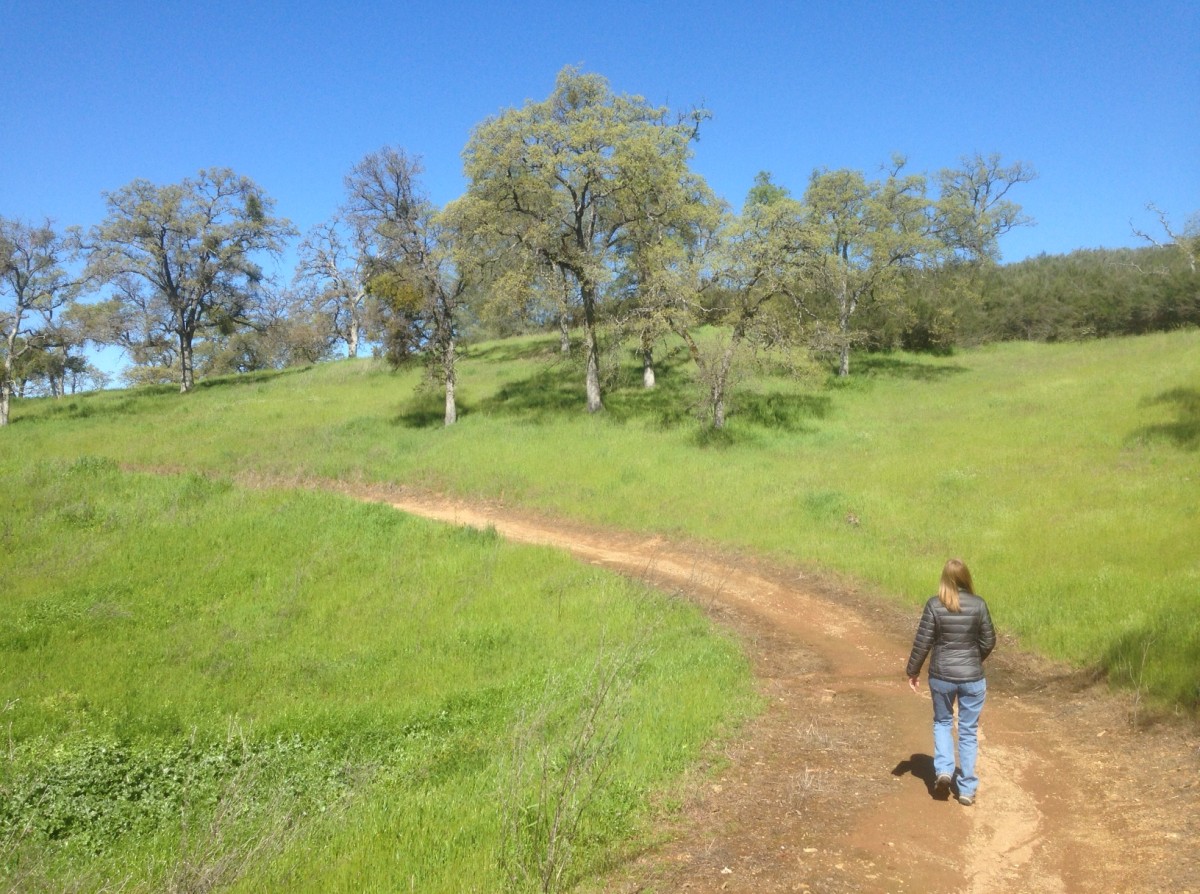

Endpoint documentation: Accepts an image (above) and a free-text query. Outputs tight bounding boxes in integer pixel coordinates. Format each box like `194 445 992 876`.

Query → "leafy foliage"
0 218 81 423
959 246 1198 343
458 66 711 414
1 735 355 857
84 168 295 393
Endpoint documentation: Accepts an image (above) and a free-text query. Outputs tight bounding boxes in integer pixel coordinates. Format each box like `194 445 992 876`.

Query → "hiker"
906 558 996 806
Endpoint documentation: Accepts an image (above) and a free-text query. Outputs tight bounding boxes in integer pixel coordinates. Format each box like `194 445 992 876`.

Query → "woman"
906 558 996 806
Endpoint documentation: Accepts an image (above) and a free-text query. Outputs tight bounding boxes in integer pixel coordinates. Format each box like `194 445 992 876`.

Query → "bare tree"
1132 202 1199 274
293 216 372 358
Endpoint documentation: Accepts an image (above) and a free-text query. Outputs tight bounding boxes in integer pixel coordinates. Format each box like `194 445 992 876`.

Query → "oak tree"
85 168 293 393
1132 203 1199 275
797 161 935 377
936 153 1037 264
346 146 465 425
458 67 708 413
1 218 80 424
683 181 808 428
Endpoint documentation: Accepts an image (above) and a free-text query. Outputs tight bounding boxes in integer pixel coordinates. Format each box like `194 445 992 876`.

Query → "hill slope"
12 330 1199 709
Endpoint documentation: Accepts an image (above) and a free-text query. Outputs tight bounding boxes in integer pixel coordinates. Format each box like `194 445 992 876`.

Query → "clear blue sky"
2 0 1197 276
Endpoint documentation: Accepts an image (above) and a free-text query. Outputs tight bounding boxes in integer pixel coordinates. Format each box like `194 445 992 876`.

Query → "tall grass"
0 458 754 891
7 328 1200 710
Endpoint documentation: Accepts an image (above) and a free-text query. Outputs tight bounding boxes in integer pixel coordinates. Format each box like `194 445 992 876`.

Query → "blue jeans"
929 677 987 797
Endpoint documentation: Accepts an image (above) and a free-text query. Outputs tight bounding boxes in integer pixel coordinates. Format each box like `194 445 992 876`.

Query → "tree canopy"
1 217 81 424
457 67 711 413
347 146 466 425
84 168 294 393
15 66 1198 432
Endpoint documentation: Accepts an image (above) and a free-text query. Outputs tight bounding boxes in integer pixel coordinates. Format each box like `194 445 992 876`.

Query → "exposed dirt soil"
275 476 1200 892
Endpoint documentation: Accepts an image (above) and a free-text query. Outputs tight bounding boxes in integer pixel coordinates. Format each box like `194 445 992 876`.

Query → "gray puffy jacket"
906 591 996 683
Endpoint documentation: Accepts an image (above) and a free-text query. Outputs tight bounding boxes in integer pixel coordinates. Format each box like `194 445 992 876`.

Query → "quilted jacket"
905 591 996 683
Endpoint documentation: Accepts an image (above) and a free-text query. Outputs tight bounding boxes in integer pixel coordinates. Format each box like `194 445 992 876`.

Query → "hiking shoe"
934 774 952 797
958 793 975 806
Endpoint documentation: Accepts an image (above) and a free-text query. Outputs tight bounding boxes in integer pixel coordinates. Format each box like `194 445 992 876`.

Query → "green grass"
0 458 754 891
8 330 1200 712
29 335 1200 697
5 329 1198 886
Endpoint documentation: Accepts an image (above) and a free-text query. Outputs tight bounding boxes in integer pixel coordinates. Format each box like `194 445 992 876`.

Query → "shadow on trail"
892 753 953 800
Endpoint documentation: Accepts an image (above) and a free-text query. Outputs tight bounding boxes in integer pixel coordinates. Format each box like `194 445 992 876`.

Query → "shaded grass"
1132 386 1200 450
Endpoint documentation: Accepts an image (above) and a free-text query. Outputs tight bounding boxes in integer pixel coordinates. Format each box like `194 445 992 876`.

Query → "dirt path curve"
335 483 1198 893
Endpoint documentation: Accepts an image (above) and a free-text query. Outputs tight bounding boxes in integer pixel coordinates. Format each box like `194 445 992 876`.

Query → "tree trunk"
584 328 603 413
348 320 360 358
443 335 457 426
710 338 738 430
675 323 727 428
1 329 18 425
580 283 604 414
179 332 195 394
711 382 726 429
557 267 573 354
559 312 571 354
641 333 656 389
837 276 852 377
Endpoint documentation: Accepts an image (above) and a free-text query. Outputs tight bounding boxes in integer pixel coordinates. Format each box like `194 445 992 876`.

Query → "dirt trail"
340 483 1198 893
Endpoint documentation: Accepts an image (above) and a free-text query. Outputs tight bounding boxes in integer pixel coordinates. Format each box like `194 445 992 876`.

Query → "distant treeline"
857 245 1200 353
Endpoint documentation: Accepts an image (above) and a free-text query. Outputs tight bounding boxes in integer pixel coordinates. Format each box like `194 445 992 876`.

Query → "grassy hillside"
5 328 1197 887
8 330 1199 712
0 461 754 890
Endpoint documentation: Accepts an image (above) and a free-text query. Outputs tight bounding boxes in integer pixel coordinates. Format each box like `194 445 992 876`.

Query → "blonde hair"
938 558 975 613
